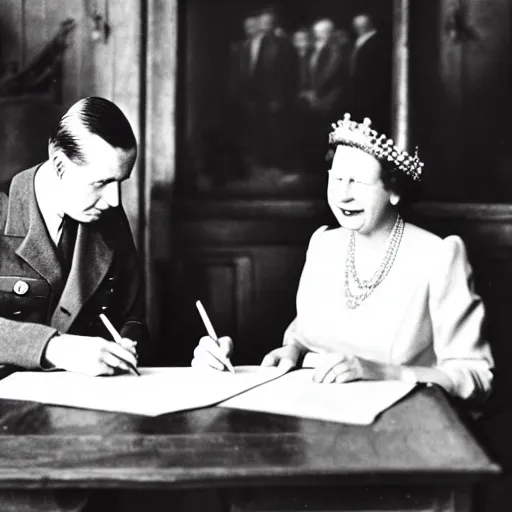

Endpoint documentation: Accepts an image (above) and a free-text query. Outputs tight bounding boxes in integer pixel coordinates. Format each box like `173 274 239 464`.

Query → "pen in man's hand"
99 313 140 376
195 300 235 374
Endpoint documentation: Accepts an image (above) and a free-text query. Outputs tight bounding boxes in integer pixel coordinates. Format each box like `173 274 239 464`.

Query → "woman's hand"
312 353 456 392
261 345 303 372
43 334 139 376
313 352 382 384
191 335 233 371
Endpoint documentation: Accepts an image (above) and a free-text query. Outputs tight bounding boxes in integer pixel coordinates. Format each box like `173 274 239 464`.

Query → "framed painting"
177 0 396 197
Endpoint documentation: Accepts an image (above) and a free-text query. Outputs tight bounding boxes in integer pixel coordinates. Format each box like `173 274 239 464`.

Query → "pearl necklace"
344 215 404 309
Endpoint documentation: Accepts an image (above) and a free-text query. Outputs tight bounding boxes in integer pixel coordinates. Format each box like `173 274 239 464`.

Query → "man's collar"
34 161 64 244
314 40 327 52
5 164 64 290
355 29 377 49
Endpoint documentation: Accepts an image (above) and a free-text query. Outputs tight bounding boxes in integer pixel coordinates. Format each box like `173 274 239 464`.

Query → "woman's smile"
338 207 363 217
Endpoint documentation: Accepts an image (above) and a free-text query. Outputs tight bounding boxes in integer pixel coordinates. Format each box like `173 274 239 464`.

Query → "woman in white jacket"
192 114 494 404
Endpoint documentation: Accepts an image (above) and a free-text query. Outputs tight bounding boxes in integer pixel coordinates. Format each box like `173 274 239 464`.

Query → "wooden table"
0 385 499 512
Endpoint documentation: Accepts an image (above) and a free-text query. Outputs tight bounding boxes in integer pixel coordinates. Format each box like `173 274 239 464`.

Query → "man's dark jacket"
0 165 148 370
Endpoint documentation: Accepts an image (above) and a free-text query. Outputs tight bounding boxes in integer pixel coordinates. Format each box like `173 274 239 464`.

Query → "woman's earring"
390 195 400 206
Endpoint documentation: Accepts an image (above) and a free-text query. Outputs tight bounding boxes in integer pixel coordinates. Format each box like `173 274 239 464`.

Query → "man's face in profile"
56 133 137 223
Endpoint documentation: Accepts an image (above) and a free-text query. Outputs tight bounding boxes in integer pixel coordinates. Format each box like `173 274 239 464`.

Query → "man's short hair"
313 18 335 32
49 97 136 165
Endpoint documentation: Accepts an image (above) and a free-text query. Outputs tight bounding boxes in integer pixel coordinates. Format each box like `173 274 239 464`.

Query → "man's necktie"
299 54 311 90
57 215 78 275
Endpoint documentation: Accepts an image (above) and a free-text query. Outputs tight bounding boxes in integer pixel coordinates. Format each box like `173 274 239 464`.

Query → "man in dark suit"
350 13 392 132
228 14 260 106
300 19 348 173
293 28 312 102
249 7 297 172
227 13 263 172
0 96 145 380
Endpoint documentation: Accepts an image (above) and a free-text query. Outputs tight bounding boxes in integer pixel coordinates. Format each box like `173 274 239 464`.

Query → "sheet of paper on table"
0 366 287 417
219 369 417 425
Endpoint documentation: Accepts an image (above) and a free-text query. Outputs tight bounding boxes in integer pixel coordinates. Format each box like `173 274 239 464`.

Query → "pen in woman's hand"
195 300 235 374
99 313 140 376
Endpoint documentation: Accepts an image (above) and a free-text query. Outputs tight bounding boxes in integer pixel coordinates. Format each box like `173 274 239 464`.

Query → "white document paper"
219 369 416 425
0 366 287 417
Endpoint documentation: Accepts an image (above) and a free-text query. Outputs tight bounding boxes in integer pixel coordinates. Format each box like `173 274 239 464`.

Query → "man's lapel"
312 46 330 88
242 40 251 76
261 34 278 66
6 166 64 293
6 165 116 333
51 222 114 332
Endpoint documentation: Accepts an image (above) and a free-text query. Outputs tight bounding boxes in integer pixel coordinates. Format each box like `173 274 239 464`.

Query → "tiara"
328 113 424 181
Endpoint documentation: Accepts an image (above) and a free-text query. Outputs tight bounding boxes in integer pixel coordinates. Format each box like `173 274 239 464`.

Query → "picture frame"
177 0 404 198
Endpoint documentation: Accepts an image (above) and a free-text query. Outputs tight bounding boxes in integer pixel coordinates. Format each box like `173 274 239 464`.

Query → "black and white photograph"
0 1 511 511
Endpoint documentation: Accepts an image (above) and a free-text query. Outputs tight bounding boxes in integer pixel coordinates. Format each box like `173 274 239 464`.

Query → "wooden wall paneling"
0 0 24 70
167 249 255 366
409 0 441 200
0 0 83 105
200 253 253 342
111 0 142 243
58 0 83 106
42 1 65 50
23 0 46 63
88 2 115 98
176 218 323 246
410 203 512 246
165 243 307 367
246 246 306 363
0 97 64 179
168 207 311 366
42 0 75 104
145 0 178 345
167 201 325 365
78 1 98 98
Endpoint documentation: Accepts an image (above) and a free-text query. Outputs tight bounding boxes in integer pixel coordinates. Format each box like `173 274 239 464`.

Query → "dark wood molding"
173 198 512 221
413 202 512 221
173 198 329 220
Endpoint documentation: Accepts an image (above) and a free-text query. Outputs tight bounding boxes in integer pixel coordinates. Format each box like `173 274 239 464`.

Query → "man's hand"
261 345 303 372
191 335 233 372
119 337 138 358
43 334 139 376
